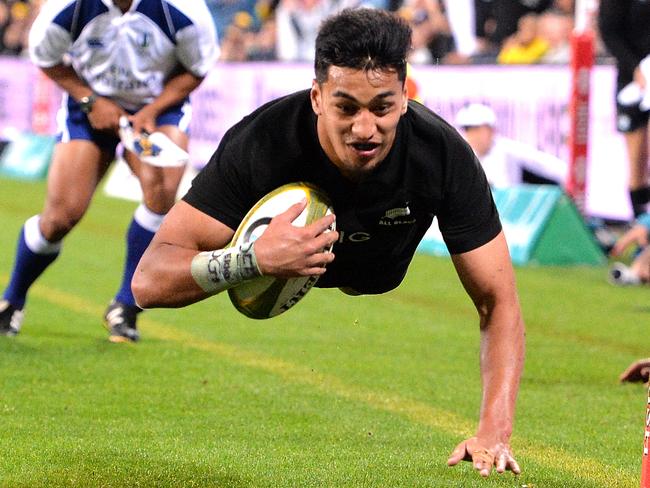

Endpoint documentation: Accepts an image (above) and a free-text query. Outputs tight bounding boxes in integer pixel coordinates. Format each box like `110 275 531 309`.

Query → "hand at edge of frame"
619 358 650 384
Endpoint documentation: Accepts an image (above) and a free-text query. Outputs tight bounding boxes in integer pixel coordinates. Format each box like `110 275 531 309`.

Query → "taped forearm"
191 242 262 294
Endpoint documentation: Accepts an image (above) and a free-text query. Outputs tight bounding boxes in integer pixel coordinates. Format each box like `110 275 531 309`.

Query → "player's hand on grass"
254 200 338 278
610 224 649 257
447 436 520 478
619 358 650 384
87 96 127 133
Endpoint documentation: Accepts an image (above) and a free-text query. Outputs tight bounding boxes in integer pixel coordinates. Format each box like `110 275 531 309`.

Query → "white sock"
23 215 62 254
134 204 165 233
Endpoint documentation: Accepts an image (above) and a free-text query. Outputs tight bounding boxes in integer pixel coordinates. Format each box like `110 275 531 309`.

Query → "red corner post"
641 386 650 488
566 28 594 214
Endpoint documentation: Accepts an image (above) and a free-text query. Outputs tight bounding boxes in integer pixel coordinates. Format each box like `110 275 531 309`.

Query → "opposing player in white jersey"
0 0 218 342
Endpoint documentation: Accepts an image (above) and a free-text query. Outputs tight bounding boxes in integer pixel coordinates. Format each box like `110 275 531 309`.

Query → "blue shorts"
56 94 192 153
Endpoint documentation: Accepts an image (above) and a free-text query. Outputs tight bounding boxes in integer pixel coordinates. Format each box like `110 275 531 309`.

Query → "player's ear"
401 84 408 114
310 80 322 116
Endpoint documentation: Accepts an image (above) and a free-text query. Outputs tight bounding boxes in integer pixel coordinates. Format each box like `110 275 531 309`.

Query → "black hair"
314 8 412 84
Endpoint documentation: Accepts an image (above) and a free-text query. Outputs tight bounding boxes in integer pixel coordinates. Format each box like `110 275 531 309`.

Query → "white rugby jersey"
480 135 568 188
29 0 219 111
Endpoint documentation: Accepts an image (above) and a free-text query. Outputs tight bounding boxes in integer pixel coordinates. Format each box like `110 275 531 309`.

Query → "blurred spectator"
455 103 568 188
497 13 549 64
220 10 256 61
220 9 277 61
2 0 584 66
442 0 478 62
246 14 277 60
398 0 454 64
492 0 553 46
275 0 342 62
473 0 499 60
537 8 573 64
0 2 8 49
549 0 574 16
475 0 553 57
206 0 260 42
0 0 34 56
275 0 391 62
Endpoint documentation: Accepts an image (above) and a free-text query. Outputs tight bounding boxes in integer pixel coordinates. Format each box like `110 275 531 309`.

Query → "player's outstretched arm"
132 200 236 308
447 231 525 477
132 200 338 309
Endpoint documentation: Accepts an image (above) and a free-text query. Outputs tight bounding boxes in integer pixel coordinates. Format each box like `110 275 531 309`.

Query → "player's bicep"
450 231 518 314
154 200 235 251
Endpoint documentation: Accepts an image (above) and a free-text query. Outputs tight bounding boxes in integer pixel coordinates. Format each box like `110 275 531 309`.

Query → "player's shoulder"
29 0 79 50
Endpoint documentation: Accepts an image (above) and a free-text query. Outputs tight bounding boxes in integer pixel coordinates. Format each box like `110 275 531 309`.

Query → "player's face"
463 125 494 157
310 66 408 181
113 0 132 12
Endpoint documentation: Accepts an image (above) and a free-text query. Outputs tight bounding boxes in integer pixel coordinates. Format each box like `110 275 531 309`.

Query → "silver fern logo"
379 204 415 226
384 206 410 219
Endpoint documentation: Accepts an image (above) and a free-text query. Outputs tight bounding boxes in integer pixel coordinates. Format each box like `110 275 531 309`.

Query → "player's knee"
141 181 179 213
142 192 175 214
40 209 83 241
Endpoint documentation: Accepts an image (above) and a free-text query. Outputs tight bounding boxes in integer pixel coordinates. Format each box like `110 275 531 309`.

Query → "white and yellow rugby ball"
228 182 334 320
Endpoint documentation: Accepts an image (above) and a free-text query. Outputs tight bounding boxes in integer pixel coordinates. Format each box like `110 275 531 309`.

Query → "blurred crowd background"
0 0 613 66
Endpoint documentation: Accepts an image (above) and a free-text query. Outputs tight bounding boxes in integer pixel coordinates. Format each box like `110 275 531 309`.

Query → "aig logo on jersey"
379 204 416 226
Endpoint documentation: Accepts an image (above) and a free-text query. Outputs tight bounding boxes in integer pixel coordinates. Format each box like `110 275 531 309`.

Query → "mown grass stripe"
12 278 641 486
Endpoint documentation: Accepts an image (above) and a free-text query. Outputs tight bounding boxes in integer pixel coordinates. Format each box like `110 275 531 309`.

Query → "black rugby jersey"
184 90 501 294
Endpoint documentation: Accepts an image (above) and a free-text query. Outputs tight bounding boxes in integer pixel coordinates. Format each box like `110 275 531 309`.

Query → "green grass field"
0 176 648 487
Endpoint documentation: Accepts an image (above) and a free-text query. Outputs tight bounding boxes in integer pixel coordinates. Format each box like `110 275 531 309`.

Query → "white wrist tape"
191 242 262 294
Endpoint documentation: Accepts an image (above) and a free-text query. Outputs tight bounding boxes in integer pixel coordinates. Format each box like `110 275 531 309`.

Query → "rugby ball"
228 182 334 319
